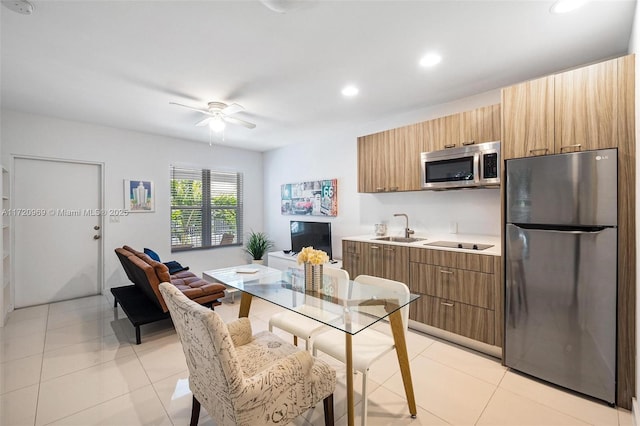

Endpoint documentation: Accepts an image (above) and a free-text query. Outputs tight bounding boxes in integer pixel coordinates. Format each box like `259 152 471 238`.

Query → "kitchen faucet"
394 213 415 239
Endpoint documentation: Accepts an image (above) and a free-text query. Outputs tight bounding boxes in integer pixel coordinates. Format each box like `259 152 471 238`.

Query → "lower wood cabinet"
341 240 408 283
409 295 495 345
408 247 501 347
342 239 502 347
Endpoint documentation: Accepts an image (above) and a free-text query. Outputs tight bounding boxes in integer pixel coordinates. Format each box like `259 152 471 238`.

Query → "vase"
304 263 323 292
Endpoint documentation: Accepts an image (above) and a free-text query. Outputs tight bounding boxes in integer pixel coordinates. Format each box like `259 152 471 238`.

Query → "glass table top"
203 264 420 335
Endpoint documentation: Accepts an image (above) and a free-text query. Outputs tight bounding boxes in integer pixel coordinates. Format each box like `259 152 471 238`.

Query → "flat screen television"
290 220 332 260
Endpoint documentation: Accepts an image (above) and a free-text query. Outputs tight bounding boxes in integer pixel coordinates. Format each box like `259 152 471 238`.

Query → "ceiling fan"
169 101 256 132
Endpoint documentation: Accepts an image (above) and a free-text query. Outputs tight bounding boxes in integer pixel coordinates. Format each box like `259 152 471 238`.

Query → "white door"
14 158 102 307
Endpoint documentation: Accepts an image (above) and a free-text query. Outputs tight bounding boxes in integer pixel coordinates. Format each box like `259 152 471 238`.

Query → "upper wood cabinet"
357 129 393 193
501 76 555 159
502 55 632 160
459 104 501 146
357 104 500 193
422 113 460 152
555 58 619 152
394 123 423 191
423 105 501 152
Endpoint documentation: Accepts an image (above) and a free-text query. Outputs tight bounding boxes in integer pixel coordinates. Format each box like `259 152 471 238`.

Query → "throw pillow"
144 248 161 262
164 260 189 275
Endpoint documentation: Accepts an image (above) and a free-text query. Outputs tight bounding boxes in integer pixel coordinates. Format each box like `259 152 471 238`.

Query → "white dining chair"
269 266 349 350
312 274 410 426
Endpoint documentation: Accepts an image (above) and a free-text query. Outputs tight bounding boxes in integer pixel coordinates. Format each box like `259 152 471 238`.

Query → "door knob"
94 225 100 230
93 235 101 240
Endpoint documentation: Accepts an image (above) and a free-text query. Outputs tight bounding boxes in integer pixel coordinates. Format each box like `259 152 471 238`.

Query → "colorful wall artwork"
281 179 337 217
124 179 154 212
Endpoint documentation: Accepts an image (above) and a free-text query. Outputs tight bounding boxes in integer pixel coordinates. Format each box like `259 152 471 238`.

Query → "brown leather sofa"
112 245 226 343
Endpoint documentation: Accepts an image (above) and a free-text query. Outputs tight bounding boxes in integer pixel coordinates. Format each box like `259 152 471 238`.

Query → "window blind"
170 166 243 251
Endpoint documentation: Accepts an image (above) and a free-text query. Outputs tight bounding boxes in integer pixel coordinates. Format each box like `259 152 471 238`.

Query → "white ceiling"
1 0 636 152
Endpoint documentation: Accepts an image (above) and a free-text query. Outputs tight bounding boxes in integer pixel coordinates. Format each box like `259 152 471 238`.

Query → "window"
170 166 243 251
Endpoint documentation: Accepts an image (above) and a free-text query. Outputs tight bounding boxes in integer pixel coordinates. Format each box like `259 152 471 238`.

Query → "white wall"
263 90 502 258
629 0 640 421
0 109 264 295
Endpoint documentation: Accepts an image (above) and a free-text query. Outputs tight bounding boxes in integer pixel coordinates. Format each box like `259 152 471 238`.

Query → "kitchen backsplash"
359 188 501 237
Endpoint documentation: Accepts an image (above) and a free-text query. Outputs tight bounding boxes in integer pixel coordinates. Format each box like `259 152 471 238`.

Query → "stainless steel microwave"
420 141 501 190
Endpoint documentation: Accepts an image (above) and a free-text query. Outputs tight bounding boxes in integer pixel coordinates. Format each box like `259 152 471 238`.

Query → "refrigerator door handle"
512 224 610 234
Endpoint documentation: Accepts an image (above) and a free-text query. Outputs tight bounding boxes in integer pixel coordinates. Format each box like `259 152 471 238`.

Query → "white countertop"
343 233 502 256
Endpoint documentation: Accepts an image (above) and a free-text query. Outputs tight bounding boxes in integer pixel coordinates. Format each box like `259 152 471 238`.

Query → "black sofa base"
111 285 170 344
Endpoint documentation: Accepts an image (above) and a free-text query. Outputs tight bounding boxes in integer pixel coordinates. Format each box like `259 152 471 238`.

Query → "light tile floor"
0 293 633 426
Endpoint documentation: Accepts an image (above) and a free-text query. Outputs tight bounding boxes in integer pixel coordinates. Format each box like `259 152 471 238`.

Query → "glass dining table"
203 264 420 426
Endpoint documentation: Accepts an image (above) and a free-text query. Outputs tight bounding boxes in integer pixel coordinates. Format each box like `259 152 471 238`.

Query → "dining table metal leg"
345 333 354 426
238 292 253 318
389 309 417 418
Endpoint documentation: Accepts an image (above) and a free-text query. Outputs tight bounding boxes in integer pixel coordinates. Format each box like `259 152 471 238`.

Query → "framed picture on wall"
124 179 154 212
281 178 337 217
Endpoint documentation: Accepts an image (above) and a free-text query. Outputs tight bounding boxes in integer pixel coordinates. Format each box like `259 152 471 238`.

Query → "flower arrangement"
296 246 329 265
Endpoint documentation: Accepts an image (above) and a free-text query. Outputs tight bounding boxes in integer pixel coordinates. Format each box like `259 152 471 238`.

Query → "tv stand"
267 251 342 271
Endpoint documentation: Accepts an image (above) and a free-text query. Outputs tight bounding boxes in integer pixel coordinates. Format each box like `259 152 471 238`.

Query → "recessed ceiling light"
342 85 359 97
419 53 442 68
550 0 587 14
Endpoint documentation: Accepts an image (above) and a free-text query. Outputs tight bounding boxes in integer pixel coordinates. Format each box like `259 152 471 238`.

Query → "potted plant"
244 230 274 263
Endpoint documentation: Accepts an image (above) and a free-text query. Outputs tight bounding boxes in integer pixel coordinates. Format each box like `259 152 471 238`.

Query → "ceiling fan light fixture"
209 116 226 132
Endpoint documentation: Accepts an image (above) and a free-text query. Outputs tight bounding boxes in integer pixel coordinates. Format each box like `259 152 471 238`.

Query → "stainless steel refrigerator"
505 148 617 404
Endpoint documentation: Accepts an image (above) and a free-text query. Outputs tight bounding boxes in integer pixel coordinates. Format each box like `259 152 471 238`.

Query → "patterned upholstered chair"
159 283 336 426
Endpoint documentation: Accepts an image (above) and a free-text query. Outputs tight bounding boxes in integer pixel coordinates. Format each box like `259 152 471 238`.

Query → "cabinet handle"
529 148 549 154
439 269 453 274
462 140 475 146
375 187 386 192
560 144 582 151
444 144 456 149
441 301 455 307
389 186 399 192
370 246 380 250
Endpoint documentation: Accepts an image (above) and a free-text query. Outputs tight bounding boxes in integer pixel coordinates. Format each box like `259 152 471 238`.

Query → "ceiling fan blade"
221 103 244 115
195 117 213 127
223 116 256 129
169 102 212 116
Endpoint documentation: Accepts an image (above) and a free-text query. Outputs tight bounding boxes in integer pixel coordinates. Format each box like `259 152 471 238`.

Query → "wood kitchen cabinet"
422 113 460 152
341 240 408 283
408 247 501 346
555 58 619 152
358 130 391 193
343 238 502 347
502 55 631 160
422 104 501 152
357 104 500 193
501 76 555 159
459 104 501 147
394 123 423 191
342 240 365 279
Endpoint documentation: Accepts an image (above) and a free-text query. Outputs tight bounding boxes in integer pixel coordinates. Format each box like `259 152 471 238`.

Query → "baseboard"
633 397 639 426
408 320 502 359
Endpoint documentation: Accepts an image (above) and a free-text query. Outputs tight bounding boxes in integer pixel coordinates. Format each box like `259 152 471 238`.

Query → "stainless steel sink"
374 236 426 243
